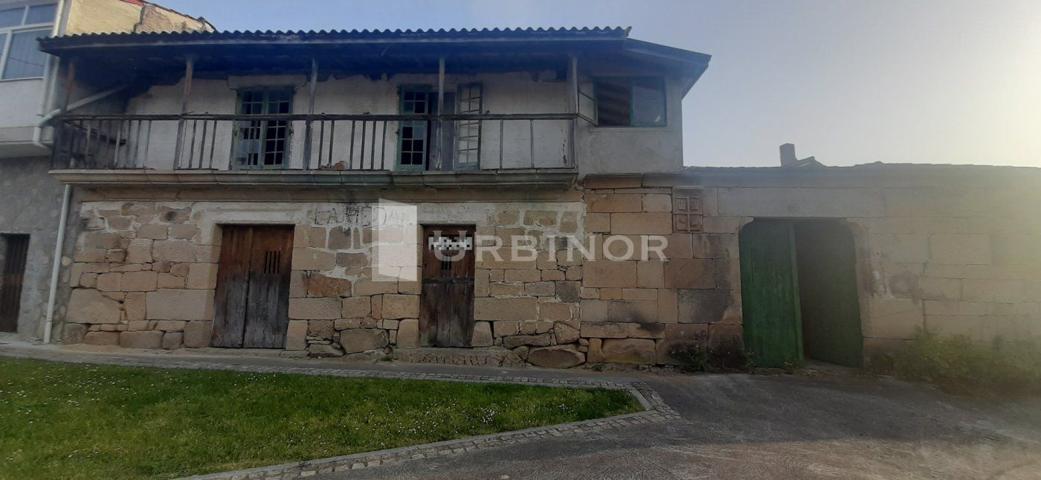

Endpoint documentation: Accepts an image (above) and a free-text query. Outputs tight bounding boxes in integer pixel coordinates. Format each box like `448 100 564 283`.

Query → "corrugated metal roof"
43 26 630 42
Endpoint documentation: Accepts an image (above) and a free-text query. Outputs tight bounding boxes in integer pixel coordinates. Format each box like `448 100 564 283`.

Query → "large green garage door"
739 220 863 368
739 221 803 368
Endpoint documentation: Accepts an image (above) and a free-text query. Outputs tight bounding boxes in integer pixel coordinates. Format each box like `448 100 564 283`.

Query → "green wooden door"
794 222 863 367
740 221 803 368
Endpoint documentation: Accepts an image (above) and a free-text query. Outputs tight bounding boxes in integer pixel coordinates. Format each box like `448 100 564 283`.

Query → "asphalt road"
320 373 1041 480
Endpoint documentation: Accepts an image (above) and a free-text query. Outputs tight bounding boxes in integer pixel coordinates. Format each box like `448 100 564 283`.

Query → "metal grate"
0 234 30 332
263 250 281 274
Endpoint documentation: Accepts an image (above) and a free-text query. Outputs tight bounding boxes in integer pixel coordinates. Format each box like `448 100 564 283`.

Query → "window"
0 3 56 80
233 88 293 169
398 86 432 170
672 188 703 233
593 77 666 127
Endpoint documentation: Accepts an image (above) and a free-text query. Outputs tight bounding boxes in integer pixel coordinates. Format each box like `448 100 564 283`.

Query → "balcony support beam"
568 54 579 168
304 58 319 169
173 56 195 168
435 56 446 170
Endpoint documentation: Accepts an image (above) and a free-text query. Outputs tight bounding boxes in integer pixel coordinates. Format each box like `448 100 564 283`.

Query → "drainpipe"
42 184 71 344
42 54 77 344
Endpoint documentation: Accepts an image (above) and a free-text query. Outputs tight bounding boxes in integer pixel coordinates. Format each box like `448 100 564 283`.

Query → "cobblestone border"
0 346 680 480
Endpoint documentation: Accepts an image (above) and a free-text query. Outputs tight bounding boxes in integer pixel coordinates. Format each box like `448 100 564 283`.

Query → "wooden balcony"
50 112 579 189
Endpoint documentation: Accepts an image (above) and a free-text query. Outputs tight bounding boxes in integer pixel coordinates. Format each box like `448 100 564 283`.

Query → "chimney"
779 143 797 167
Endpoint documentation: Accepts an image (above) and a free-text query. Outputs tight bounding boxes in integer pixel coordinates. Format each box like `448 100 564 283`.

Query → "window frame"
231 86 295 170
0 2 56 82
592 76 668 128
672 188 704 233
397 84 433 172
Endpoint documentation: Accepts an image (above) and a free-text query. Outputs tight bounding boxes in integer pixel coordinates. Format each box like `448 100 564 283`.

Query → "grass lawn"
0 358 639 479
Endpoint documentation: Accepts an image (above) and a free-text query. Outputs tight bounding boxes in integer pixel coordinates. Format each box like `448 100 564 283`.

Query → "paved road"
3 339 1039 479
321 373 1041 480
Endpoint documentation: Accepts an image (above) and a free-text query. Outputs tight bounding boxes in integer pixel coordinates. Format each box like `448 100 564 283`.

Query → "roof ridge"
46 26 631 40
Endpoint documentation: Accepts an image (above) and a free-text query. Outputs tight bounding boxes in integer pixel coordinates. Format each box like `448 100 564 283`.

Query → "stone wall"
586 166 1041 366
58 164 1041 368
61 198 588 367
578 178 741 366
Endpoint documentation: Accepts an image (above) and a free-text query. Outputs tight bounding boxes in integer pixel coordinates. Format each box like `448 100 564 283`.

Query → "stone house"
32 21 1041 368
0 0 210 341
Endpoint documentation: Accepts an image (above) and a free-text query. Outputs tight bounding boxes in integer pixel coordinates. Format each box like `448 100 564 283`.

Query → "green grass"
0 358 639 479
886 329 1041 396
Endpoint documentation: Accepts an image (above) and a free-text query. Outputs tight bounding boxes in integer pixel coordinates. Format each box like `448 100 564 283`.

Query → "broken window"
672 188 703 233
398 83 484 171
398 86 432 170
233 88 293 169
593 77 666 127
0 3 56 80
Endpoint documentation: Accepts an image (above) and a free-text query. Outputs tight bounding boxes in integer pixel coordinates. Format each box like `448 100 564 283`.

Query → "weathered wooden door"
420 226 475 347
794 222 863 367
0 235 30 333
739 221 803 368
212 225 293 348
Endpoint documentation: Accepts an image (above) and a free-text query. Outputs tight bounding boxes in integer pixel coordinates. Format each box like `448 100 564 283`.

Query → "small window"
25 4 56 24
672 188 703 233
594 77 666 127
2 28 48 79
0 8 23 28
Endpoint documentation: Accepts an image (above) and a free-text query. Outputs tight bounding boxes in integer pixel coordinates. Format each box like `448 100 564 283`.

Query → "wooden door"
794 222 863 367
420 226 475 347
0 235 30 333
739 221 803 368
212 225 293 348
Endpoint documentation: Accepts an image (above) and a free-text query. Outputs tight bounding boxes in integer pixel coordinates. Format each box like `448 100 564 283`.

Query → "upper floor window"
0 3 55 80
233 88 293 169
593 77 666 127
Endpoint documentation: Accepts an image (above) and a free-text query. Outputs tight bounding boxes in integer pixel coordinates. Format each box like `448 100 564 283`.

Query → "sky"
161 0 1041 168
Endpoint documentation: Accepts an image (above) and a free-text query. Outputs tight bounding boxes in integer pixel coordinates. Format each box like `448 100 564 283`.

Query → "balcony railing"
51 113 578 172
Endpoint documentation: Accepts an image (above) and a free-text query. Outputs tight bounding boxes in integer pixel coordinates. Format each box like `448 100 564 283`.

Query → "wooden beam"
179 56 195 114
60 59 76 113
308 57 319 114
435 56 445 169
304 58 318 168
174 56 195 167
568 54 579 114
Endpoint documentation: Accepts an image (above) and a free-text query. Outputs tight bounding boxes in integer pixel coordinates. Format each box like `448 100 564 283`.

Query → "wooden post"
303 58 318 169
435 56 445 169
568 55 579 168
173 56 195 168
60 59 76 112
54 59 76 168
568 54 579 114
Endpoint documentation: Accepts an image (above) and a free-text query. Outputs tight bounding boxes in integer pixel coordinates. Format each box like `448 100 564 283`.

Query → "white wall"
122 72 574 171
118 69 685 174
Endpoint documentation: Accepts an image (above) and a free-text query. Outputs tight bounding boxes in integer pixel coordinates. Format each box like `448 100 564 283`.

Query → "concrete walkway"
3 340 1041 479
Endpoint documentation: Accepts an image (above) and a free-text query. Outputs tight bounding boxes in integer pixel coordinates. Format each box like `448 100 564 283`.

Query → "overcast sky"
161 0 1041 168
